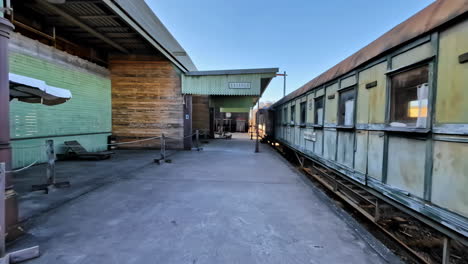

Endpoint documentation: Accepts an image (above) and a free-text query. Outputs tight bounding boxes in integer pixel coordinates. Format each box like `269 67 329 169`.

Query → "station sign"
229 82 251 89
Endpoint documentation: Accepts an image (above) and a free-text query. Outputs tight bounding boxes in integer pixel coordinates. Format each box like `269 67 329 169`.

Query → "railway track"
271 142 468 264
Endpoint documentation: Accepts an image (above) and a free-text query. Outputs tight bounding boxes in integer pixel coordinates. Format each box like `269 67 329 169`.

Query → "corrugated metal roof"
187 68 279 76
108 0 197 71
182 72 276 96
273 0 468 107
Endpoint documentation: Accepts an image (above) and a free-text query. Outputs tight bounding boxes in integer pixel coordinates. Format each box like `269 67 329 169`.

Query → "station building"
0 0 277 238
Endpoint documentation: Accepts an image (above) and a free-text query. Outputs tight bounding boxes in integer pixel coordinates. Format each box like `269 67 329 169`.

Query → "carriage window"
338 88 355 126
290 105 296 125
283 107 287 124
278 109 282 125
314 96 324 125
390 65 429 128
300 102 306 125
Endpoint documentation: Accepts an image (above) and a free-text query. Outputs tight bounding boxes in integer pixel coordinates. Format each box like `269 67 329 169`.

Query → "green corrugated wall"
8 52 111 168
182 73 275 95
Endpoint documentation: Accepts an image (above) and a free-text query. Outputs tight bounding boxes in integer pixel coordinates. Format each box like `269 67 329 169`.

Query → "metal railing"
7 130 206 193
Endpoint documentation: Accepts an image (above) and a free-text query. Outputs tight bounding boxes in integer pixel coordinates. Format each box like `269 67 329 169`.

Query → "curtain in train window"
390 65 429 128
314 96 324 125
290 105 296 124
300 102 306 125
338 88 355 126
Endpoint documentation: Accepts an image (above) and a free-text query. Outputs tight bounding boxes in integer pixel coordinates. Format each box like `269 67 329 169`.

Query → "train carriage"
267 0 468 247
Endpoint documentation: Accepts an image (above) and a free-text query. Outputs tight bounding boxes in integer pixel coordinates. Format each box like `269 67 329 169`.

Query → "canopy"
9 73 72 106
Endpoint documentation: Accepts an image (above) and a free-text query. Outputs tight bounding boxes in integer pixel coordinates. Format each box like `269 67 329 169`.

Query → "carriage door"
354 63 387 184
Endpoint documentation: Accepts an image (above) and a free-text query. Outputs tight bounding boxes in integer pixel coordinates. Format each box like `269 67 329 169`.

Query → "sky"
146 0 434 103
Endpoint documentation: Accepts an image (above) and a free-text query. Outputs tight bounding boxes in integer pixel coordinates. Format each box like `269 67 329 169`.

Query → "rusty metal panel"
325 83 338 125
436 19 468 124
354 130 368 174
357 62 387 125
391 41 433 69
431 139 468 218
324 129 337 160
340 75 356 89
273 0 468 108
314 129 323 156
387 137 426 197
337 131 354 168
306 93 314 124
367 131 385 181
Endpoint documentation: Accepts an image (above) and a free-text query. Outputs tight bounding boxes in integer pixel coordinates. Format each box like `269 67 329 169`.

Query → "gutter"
102 0 189 73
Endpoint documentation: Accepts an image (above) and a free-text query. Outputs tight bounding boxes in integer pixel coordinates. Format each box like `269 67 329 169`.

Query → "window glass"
290 105 296 124
390 66 429 128
283 107 287 124
314 96 324 125
278 109 282 125
338 88 355 126
300 102 306 125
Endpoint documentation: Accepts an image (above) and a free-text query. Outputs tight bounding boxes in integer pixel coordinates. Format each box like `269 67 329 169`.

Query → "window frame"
313 96 325 127
290 104 296 126
385 61 433 133
336 87 356 129
299 101 307 127
283 107 288 126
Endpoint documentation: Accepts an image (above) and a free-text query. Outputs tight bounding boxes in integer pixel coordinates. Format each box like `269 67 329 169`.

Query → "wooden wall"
110 55 184 149
192 95 210 134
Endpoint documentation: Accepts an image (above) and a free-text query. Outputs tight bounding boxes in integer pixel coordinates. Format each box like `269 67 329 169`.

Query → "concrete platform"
9 133 400 263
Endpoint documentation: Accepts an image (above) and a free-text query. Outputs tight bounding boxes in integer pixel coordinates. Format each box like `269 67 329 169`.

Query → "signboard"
229 82 251 89
304 131 316 142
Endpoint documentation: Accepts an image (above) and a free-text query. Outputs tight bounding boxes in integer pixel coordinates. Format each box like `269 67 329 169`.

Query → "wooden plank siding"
110 55 184 149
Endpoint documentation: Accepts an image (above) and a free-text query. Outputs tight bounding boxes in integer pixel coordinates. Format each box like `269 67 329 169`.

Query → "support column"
183 95 193 150
0 18 20 240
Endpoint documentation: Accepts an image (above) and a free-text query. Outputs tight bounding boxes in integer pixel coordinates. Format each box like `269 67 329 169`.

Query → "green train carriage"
267 0 468 246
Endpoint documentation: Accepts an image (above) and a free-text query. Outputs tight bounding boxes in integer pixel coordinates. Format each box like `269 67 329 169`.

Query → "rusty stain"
274 0 468 107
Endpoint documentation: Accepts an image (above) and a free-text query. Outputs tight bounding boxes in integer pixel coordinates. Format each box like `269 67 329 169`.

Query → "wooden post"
442 237 451 264
160 134 165 160
46 140 55 185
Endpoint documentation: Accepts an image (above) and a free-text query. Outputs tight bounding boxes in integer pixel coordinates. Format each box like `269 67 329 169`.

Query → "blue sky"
146 0 434 103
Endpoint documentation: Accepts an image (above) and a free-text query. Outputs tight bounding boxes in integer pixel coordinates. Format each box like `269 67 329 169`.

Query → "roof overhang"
19 0 196 71
186 68 279 76
182 68 279 97
9 73 72 106
102 0 197 72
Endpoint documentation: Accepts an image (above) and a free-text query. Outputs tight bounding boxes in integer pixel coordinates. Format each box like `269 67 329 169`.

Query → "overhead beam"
60 26 131 32
46 15 118 20
64 0 103 3
102 0 189 72
35 0 129 53
78 15 118 19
